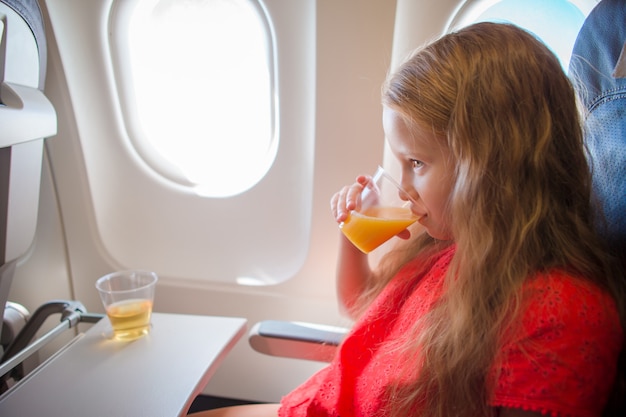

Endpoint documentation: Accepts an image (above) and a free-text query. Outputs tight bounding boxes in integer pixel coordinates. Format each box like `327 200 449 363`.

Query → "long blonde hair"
365 22 625 417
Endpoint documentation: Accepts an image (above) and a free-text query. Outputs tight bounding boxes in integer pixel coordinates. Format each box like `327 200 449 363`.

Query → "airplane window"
449 0 595 71
120 0 276 197
93 0 314 286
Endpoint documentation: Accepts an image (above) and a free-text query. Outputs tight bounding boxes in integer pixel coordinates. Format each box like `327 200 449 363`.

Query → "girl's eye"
411 159 423 169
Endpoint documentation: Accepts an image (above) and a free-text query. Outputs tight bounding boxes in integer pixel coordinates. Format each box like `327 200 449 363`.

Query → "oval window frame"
446 0 597 70
109 0 278 198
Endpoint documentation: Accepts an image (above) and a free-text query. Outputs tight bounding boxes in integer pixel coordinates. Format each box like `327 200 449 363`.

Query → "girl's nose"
398 176 417 204
397 186 418 207
398 188 411 202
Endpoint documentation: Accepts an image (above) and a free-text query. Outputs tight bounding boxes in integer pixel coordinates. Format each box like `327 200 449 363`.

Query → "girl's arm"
335 233 372 319
330 176 374 319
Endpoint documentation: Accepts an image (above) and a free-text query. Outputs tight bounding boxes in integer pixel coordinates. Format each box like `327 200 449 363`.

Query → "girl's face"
383 106 455 241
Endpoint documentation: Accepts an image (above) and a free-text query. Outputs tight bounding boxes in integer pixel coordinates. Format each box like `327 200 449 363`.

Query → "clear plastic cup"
96 270 157 341
339 166 418 253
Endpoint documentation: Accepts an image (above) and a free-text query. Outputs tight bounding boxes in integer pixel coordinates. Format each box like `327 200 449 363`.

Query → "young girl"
190 22 624 417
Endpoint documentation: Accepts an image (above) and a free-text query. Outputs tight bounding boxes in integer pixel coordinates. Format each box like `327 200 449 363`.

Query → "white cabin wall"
6 0 462 403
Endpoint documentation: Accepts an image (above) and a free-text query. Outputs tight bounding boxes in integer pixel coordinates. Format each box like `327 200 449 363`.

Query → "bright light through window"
127 0 276 197
453 0 589 71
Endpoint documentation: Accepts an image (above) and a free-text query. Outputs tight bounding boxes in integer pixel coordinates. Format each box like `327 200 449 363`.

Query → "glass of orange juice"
339 166 418 253
96 270 158 341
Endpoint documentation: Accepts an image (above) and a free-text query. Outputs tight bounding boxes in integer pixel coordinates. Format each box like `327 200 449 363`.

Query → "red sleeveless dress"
279 246 623 417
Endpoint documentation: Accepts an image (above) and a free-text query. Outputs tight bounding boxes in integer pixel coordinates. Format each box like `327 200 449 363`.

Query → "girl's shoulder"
523 269 617 310
519 268 622 344
493 269 623 415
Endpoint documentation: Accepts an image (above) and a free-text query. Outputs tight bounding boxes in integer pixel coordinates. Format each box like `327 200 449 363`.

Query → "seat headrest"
0 0 46 89
569 0 626 263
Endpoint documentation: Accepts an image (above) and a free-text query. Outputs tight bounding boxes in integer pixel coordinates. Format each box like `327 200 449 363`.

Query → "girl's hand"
330 175 371 223
330 174 412 241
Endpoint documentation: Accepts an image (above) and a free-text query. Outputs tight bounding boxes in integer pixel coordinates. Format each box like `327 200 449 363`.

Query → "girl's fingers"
348 175 370 210
330 176 370 223
331 186 350 222
396 229 411 240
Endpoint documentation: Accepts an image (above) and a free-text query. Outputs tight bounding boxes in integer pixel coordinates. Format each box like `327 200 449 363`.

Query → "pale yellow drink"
340 206 417 253
106 298 153 341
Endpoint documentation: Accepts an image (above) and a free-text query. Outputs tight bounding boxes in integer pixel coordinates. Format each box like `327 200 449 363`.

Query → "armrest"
248 320 348 363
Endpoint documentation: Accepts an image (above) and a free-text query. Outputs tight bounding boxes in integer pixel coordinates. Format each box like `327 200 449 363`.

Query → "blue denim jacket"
569 0 626 261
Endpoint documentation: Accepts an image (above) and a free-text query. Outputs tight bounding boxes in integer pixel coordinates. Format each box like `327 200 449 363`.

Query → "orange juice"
340 206 417 253
106 298 153 340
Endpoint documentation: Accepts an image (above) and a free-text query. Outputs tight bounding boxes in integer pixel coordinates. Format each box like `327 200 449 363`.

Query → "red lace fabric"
278 246 623 417
492 271 623 416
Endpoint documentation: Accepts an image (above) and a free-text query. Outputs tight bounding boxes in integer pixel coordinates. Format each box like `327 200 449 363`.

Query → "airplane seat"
569 0 626 269
568 0 626 415
0 0 51 350
248 320 347 363
250 2 626 414
0 0 101 393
